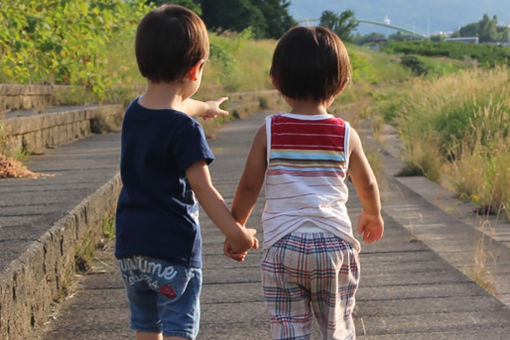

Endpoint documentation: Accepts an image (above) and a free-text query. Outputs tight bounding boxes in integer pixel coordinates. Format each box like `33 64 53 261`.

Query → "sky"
288 0 510 36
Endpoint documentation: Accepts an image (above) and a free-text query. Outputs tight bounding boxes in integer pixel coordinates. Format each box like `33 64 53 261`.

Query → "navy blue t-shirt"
115 98 214 268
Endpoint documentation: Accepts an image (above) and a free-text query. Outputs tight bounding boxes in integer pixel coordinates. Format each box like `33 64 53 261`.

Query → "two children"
116 4 383 340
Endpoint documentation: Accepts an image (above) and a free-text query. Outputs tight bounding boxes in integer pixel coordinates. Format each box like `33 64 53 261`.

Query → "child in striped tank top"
226 26 384 340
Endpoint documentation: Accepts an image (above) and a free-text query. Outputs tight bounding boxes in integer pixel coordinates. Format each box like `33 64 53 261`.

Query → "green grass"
383 40 510 67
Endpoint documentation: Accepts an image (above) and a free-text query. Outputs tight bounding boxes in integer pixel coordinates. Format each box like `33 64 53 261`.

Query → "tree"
251 0 295 38
355 32 386 45
200 0 264 37
388 31 415 42
147 0 202 14
200 0 294 39
456 14 504 42
319 10 358 42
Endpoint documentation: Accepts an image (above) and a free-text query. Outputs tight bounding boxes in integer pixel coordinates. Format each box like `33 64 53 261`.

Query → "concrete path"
0 133 120 273
37 112 510 339
374 124 510 309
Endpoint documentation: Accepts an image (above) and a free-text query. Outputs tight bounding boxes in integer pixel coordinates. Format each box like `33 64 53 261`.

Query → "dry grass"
394 67 510 218
198 33 275 96
0 153 44 179
0 123 48 179
465 220 499 297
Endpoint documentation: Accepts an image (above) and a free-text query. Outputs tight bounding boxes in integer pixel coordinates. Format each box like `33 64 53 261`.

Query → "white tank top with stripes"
262 113 360 251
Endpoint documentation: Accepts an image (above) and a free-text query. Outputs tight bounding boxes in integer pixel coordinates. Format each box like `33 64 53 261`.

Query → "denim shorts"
118 256 202 339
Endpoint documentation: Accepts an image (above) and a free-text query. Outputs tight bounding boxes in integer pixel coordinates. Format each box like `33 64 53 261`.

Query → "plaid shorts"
261 232 360 340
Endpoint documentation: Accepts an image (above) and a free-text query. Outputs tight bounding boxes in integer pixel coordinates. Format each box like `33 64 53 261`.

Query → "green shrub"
400 55 428 75
384 40 510 67
0 0 148 100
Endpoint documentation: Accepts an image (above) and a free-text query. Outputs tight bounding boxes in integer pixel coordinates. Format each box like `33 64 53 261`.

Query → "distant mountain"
288 0 510 36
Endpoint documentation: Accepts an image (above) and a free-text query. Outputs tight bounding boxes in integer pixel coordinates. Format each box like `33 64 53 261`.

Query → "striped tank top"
262 113 360 251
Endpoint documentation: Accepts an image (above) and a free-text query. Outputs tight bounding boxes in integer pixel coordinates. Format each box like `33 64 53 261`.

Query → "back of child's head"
136 4 209 83
270 26 351 102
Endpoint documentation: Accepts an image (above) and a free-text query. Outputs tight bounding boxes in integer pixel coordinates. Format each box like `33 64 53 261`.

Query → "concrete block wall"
0 85 76 116
2 104 123 155
0 175 122 340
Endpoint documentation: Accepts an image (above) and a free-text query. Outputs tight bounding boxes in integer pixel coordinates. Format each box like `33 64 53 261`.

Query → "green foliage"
200 0 295 39
400 55 428 75
349 51 377 84
429 34 447 42
388 32 419 42
147 0 202 14
0 0 148 100
383 40 510 67
355 32 386 45
319 10 358 42
394 67 510 204
253 0 295 39
204 30 274 92
419 57 469 77
102 211 116 238
209 41 238 86
453 14 508 43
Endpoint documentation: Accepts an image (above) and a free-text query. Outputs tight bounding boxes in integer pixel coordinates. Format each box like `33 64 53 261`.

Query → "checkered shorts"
261 232 360 340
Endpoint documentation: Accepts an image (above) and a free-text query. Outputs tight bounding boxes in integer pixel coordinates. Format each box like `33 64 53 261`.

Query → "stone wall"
2 104 123 155
0 175 122 340
0 85 77 117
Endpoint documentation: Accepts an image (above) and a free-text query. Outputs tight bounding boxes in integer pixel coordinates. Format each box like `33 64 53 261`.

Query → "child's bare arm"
224 124 267 260
186 160 258 254
182 97 229 119
348 127 384 243
232 124 267 224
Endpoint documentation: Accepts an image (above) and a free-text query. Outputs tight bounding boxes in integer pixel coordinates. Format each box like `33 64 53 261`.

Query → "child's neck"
286 97 331 116
138 81 188 111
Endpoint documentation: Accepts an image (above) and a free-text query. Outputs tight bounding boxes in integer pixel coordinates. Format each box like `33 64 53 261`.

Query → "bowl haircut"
270 26 351 102
135 4 209 83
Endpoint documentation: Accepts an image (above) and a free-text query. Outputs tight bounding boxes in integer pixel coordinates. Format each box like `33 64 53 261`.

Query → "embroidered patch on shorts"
159 284 177 299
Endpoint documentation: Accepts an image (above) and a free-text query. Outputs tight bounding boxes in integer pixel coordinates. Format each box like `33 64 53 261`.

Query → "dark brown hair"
270 26 351 102
135 4 209 83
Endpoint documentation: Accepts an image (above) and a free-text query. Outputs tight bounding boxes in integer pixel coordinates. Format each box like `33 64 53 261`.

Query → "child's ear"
187 59 206 81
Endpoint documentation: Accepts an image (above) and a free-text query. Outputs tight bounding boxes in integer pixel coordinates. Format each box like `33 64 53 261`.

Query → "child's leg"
261 234 314 340
136 331 163 340
309 235 360 340
136 332 189 340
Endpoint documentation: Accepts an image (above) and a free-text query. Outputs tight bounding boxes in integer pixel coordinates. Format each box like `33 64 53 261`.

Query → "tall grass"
395 67 510 219
203 30 274 93
103 28 276 103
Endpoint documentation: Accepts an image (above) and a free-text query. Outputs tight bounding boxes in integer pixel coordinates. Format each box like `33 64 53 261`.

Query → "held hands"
358 210 384 243
223 228 259 262
201 97 229 120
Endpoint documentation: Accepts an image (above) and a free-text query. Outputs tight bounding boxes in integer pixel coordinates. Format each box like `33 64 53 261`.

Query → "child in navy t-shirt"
115 5 258 340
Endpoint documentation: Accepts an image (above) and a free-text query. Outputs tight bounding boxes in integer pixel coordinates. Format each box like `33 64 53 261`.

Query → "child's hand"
202 97 229 120
223 239 248 262
224 228 259 262
358 210 384 243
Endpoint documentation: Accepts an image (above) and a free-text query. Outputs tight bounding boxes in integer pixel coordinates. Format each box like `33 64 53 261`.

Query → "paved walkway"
36 112 510 339
0 133 120 272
